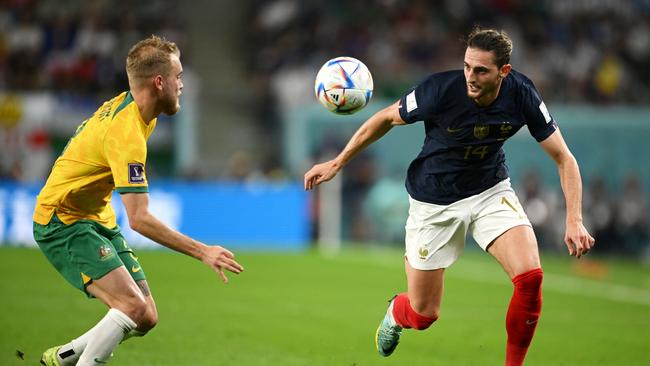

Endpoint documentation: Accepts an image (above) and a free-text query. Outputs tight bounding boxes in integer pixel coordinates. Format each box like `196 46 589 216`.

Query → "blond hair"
126 35 180 86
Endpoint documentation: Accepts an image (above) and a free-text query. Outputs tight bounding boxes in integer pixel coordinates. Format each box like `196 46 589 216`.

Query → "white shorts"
405 178 532 270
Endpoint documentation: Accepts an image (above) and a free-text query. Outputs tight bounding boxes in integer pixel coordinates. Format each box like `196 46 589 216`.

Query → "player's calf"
506 268 543 366
393 293 438 330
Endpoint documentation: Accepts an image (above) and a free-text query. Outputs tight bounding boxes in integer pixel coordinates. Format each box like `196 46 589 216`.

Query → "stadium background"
0 1 649 365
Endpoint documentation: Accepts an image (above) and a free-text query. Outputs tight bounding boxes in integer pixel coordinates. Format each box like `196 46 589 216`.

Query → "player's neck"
130 88 159 124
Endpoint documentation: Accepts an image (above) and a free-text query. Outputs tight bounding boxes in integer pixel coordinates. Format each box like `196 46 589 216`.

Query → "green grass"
1 246 649 365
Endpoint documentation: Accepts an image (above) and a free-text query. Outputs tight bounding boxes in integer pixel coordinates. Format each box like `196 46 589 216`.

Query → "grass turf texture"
1 246 648 365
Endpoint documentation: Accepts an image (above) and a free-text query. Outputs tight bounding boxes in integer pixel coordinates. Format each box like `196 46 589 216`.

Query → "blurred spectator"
342 152 377 241
6 7 43 89
583 176 618 253
518 170 560 251
616 174 650 254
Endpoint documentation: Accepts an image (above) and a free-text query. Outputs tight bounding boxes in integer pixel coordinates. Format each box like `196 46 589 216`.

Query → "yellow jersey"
33 91 157 227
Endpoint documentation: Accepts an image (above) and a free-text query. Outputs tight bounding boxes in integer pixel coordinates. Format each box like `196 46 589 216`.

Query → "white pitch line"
338 252 650 306
447 258 650 307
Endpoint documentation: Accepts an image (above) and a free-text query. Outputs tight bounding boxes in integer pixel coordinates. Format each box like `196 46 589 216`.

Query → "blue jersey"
398 69 557 205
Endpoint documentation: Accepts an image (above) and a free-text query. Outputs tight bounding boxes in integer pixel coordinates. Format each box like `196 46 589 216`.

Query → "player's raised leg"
78 267 154 365
49 291 154 365
376 258 442 357
44 267 147 366
44 263 157 366
488 225 543 366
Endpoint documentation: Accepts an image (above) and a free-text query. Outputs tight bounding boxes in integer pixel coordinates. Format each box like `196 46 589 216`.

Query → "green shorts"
33 214 146 297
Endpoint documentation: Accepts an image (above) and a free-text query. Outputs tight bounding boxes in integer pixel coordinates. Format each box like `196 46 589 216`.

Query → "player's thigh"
487 225 540 279
469 179 532 252
405 258 444 316
405 196 468 271
110 233 148 286
86 265 145 309
34 216 128 297
110 233 158 323
469 180 539 278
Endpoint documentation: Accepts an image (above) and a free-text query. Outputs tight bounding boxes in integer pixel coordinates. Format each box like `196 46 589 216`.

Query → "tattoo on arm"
136 280 151 297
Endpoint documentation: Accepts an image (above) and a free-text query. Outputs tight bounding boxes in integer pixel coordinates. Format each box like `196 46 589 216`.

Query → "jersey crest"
473 124 490 139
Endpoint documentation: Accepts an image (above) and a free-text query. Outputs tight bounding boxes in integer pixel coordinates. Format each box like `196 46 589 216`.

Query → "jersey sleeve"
398 75 440 124
522 80 557 142
104 118 149 194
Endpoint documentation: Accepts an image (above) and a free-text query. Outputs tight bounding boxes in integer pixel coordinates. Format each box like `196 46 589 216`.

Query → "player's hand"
201 245 244 283
564 221 595 258
304 159 340 190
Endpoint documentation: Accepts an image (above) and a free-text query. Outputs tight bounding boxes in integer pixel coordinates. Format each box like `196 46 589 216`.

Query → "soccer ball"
314 56 373 115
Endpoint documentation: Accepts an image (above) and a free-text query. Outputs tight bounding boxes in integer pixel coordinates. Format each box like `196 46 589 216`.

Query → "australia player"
304 27 594 366
35 35 244 366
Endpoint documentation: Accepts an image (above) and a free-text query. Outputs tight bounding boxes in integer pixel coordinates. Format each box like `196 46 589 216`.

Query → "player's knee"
117 293 148 324
139 308 159 332
513 268 543 292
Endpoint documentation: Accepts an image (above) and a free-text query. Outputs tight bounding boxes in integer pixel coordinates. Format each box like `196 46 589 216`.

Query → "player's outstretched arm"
120 192 244 283
304 100 405 190
539 129 595 258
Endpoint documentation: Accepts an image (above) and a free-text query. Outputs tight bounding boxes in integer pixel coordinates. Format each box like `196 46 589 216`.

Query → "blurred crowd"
0 0 185 181
247 0 650 107
0 0 184 97
1 1 649 256
519 171 649 256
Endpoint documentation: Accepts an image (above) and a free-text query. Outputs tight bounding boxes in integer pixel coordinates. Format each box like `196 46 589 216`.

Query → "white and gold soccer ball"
314 56 373 115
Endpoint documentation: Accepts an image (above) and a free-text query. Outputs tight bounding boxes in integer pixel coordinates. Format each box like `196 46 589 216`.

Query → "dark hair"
466 26 512 68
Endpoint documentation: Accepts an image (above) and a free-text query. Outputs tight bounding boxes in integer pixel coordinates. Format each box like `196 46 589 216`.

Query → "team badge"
473 124 490 139
98 245 115 261
418 247 429 260
128 163 145 184
499 122 512 136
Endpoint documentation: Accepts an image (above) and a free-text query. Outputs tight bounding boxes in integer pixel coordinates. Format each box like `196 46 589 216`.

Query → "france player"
304 27 595 366
35 36 244 365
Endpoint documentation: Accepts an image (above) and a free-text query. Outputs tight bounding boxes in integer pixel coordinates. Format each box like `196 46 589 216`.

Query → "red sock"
391 293 438 330
505 268 543 366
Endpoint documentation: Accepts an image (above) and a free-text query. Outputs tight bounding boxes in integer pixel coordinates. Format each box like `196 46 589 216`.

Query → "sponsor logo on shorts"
131 265 142 273
128 163 145 184
98 245 115 261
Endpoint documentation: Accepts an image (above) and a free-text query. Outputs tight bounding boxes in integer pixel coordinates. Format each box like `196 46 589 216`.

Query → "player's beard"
467 74 501 102
161 90 180 116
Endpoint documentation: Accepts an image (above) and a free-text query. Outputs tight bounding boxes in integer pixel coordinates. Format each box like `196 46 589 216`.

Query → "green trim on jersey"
116 186 149 193
112 91 134 119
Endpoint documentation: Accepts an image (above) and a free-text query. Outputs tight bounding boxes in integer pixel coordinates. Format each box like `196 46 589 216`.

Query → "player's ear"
499 64 512 79
153 75 164 91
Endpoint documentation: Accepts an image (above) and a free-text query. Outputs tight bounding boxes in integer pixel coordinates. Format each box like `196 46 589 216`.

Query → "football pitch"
1 246 648 366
